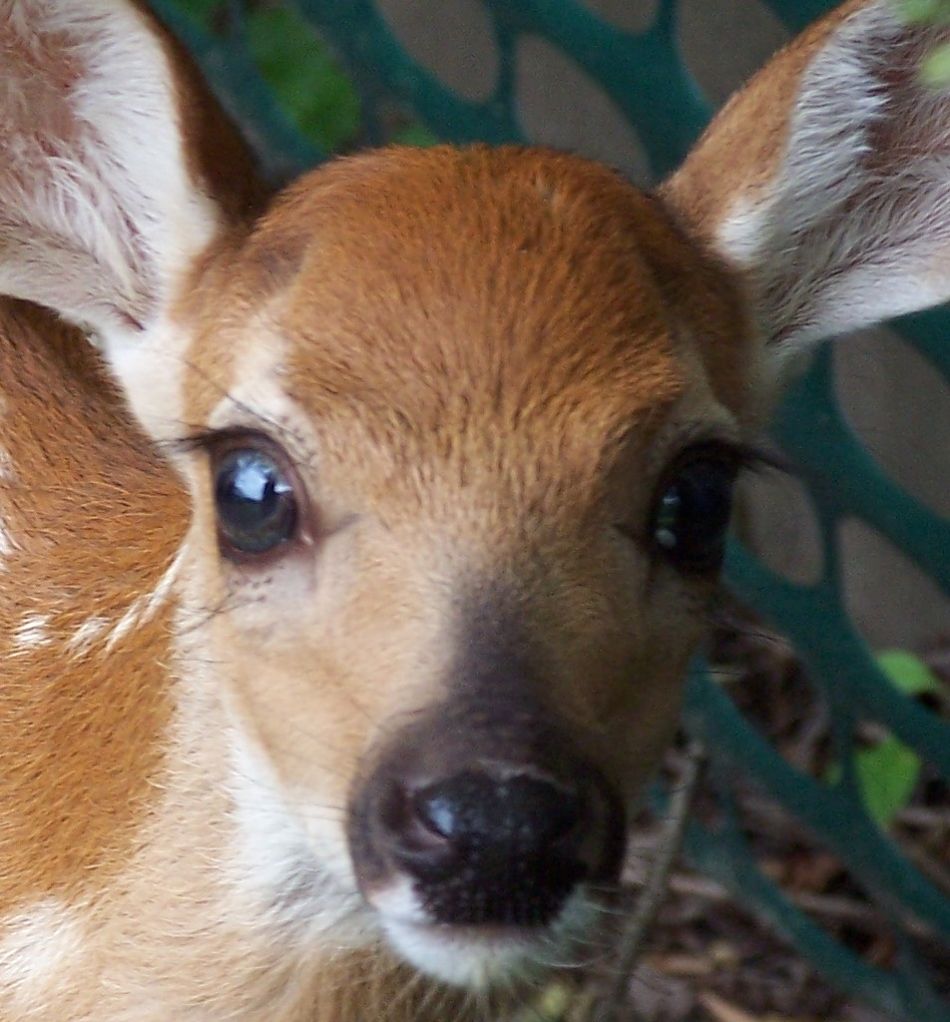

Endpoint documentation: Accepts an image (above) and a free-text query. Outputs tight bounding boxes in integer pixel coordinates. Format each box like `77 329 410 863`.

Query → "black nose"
413 769 583 853
372 763 606 927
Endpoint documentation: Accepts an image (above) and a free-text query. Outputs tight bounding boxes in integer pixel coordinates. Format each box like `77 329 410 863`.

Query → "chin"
371 879 605 990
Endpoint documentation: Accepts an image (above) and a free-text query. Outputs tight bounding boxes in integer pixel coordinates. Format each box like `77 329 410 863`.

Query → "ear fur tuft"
0 0 224 344
665 0 950 363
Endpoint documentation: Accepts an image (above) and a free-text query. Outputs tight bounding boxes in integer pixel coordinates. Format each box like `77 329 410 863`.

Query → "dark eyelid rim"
163 427 316 478
165 427 276 456
613 437 786 551
676 436 787 475
168 428 316 564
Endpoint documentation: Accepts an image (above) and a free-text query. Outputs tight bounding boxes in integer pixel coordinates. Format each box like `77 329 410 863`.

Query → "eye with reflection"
648 447 742 574
213 445 299 557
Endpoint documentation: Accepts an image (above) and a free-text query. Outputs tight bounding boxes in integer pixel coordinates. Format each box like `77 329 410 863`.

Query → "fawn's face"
132 146 756 987
6 0 950 1008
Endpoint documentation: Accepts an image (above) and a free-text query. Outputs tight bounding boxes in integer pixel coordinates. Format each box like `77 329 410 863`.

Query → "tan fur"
2 0 949 1018
0 148 744 1022
0 58 747 1022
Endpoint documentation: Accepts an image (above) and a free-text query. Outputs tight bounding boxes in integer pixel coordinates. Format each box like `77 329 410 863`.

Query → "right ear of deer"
0 0 250 350
664 0 950 372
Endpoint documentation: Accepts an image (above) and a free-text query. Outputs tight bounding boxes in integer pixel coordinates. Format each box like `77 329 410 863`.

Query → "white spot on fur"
66 615 109 657
0 900 86 1013
11 613 53 652
106 312 191 445
104 543 185 651
717 195 765 267
0 519 14 566
0 446 15 569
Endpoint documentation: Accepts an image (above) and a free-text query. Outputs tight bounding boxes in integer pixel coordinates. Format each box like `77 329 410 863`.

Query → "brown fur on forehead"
198 146 750 443
0 302 186 908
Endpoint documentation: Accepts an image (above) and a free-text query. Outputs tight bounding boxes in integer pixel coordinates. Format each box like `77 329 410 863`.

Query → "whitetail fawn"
1 1 948 1018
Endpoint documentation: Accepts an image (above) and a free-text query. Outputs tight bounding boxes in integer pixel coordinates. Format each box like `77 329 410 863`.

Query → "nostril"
412 769 585 852
375 778 450 857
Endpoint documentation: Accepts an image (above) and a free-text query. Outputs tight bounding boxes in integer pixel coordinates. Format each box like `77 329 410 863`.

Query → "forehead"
194 146 746 467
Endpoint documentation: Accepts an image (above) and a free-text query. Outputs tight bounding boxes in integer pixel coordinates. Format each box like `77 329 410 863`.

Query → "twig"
698 991 762 1022
592 740 707 1022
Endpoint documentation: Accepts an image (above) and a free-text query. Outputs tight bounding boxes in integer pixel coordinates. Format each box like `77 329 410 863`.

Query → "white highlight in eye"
11 613 53 652
0 899 86 1013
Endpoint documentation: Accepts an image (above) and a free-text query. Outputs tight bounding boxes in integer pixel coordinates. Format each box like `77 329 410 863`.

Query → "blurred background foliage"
168 0 437 153
901 0 950 80
171 0 362 151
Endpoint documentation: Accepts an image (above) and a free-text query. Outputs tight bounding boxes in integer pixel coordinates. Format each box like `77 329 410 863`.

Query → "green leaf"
876 650 943 696
897 0 950 25
246 7 360 153
823 649 934 826
854 737 921 827
920 42 950 86
392 123 440 148
511 982 572 1022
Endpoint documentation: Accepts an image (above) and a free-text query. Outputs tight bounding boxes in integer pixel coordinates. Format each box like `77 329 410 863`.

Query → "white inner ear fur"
718 0 950 357
0 0 219 345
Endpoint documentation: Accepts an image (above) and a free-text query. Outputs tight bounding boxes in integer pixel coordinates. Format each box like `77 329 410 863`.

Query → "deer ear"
0 1 260 354
663 0 950 373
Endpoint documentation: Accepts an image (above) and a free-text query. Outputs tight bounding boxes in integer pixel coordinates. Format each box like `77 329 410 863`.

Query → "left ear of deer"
664 0 950 368
0 1 232 348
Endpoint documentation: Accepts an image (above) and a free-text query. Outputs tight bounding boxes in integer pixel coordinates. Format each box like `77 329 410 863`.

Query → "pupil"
215 449 296 555
652 458 735 571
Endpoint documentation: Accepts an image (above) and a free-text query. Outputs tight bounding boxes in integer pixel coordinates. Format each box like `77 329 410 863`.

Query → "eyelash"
687 438 784 476
165 427 260 456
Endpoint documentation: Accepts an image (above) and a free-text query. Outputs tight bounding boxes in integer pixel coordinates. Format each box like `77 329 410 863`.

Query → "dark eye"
649 454 738 573
214 447 298 557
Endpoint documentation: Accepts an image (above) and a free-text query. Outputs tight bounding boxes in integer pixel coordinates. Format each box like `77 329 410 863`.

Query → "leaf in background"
921 41 950 85
511 982 572 1022
853 736 921 828
822 650 936 827
876 650 943 696
247 7 360 153
897 0 950 24
393 123 440 147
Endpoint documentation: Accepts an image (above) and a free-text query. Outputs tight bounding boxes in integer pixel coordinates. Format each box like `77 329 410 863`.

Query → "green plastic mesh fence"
152 1 950 1017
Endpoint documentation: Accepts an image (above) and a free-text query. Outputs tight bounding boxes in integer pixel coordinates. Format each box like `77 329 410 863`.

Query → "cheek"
592 662 689 801
590 582 714 795
236 665 366 819
213 562 452 800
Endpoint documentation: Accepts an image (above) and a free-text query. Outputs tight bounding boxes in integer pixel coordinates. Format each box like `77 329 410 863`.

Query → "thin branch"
592 741 707 1022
